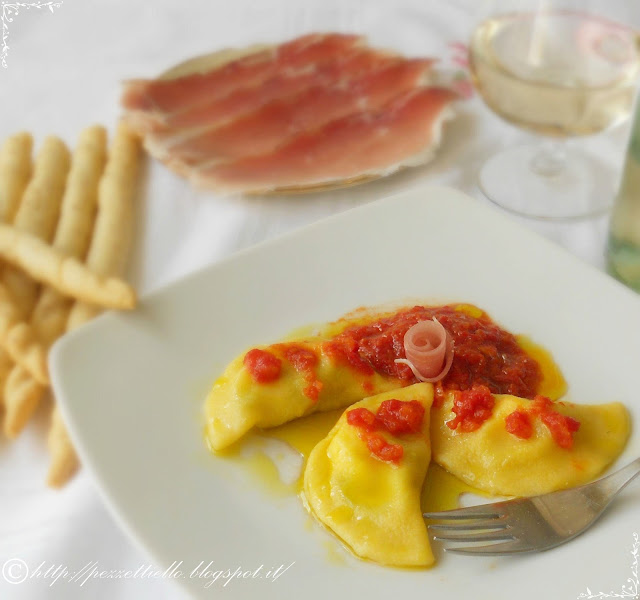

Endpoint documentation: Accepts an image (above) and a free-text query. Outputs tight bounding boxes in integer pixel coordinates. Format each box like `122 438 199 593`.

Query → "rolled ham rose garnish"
394 318 454 382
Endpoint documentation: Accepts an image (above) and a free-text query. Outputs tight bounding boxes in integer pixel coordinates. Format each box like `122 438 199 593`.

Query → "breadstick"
0 224 136 309
2 135 70 317
76 122 140 278
0 284 48 383
0 282 24 339
0 132 33 223
0 352 12 412
47 305 95 487
4 367 42 437
48 123 142 486
0 132 32 416
1 137 69 437
4 127 107 437
66 124 140 327
47 405 79 488
49 126 108 258
65 303 100 328
0 131 131 310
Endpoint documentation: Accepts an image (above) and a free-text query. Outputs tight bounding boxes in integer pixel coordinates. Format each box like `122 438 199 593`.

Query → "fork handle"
599 457 640 495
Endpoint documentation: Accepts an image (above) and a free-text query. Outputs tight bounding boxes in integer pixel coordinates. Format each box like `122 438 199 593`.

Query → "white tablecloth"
0 1 635 598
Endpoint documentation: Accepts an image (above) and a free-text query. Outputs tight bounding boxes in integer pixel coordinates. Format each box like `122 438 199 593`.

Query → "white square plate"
51 186 640 600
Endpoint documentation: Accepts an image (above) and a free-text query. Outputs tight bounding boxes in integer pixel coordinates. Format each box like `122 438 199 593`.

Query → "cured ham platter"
121 33 458 194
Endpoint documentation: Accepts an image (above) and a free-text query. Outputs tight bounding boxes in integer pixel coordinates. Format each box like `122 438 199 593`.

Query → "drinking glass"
469 1 640 220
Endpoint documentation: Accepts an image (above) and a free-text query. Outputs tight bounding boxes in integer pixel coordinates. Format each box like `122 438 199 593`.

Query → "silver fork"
424 457 640 555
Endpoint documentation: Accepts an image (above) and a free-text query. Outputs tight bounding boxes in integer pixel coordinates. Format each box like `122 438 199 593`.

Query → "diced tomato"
275 343 322 402
362 380 374 394
365 433 404 463
281 344 318 372
347 398 425 463
505 394 580 449
447 384 495 432
303 380 323 403
346 407 378 432
530 395 553 414
540 411 580 450
376 399 425 435
505 410 533 439
243 348 281 383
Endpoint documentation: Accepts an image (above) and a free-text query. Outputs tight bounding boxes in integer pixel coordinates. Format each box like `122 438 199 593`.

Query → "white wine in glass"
469 4 640 219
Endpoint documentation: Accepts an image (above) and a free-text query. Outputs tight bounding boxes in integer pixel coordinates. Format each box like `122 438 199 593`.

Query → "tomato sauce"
376 399 425 435
324 305 542 398
531 396 580 449
244 305 544 413
243 344 323 401
346 399 425 463
276 343 323 402
505 396 580 449
447 385 495 432
505 409 533 439
365 434 404 463
243 348 281 383
346 407 378 431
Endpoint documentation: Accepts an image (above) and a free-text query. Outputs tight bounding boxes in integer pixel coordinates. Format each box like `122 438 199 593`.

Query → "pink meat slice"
395 319 454 382
121 33 363 114
140 49 404 136
162 58 434 164
189 87 457 193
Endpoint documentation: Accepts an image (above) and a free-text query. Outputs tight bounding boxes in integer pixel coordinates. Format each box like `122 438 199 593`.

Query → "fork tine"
430 528 515 543
445 539 533 556
426 520 508 532
423 505 504 521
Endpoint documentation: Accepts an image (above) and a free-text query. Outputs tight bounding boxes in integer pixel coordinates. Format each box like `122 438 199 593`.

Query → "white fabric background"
0 0 635 598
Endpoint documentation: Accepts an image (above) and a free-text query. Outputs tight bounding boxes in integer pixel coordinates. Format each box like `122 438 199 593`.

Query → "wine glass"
469 1 640 220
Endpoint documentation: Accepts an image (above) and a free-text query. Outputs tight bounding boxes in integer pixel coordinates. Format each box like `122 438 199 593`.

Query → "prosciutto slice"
137 50 406 140
189 87 456 193
395 319 454 383
120 33 456 193
121 33 363 115
159 58 434 164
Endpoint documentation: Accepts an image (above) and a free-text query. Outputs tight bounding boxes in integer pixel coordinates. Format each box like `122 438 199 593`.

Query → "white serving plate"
51 186 640 600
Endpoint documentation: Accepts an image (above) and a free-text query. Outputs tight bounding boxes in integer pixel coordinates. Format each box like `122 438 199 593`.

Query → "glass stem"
530 140 567 177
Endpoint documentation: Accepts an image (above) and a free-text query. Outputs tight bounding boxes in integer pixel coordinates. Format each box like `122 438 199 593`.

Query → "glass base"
478 144 615 221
